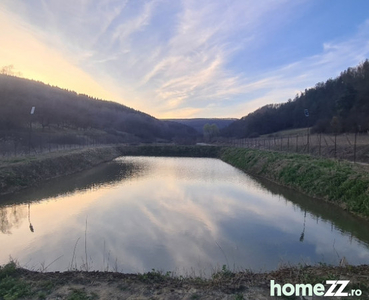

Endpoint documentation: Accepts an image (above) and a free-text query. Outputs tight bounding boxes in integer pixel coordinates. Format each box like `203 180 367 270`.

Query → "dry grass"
2 261 368 300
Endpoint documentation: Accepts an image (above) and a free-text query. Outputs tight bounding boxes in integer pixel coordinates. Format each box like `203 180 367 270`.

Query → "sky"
1 1 369 119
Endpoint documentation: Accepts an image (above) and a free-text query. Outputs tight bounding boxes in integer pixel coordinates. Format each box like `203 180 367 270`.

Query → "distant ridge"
164 118 237 133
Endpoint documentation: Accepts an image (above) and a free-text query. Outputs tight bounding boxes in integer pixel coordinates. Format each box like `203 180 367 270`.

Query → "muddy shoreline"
2 262 369 299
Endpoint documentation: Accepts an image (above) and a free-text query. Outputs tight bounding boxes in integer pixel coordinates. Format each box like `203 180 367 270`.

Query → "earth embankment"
0 146 122 195
219 147 369 218
1 145 369 219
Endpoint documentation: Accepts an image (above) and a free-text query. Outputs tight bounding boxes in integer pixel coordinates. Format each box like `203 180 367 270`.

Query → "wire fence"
217 132 369 164
2 130 369 164
0 133 105 158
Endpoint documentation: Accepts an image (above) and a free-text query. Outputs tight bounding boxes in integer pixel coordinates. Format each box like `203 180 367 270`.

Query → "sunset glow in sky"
1 1 369 118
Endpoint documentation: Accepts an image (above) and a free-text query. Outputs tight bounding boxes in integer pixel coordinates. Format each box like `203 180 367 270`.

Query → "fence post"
307 130 310 154
334 133 337 159
280 137 282 151
296 135 298 152
28 121 32 154
317 133 320 156
354 132 357 163
13 140 17 156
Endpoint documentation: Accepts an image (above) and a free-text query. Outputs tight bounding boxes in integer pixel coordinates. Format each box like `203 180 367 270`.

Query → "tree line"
221 60 369 138
0 74 198 145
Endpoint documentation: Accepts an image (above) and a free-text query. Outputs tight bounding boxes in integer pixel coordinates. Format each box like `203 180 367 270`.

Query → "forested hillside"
0 75 197 147
222 60 369 138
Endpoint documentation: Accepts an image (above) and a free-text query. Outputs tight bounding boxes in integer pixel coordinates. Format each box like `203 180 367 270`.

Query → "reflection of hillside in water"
0 159 146 234
254 175 369 247
0 205 27 234
2 156 369 252
0 160 145 206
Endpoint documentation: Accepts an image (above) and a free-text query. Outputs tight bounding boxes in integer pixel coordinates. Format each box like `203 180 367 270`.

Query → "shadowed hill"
0 75 198 146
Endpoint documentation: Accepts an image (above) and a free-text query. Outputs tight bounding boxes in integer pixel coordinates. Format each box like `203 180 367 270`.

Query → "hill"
0 75 198 152
222 60 369 138
164 118 237 133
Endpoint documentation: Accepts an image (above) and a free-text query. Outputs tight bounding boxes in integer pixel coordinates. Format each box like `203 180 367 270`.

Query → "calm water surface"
1 156 369 275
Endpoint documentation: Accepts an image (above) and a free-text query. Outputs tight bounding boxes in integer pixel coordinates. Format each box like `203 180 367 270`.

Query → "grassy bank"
1 261 368 300
0 146 122 195
0 262 369 300
219 147 369 218
118 144 223 158
120 145 369 218
0 145 222 196
2 144 369 219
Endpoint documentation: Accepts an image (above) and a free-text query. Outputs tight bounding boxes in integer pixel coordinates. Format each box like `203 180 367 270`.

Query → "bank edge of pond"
118 144 223 158
1 261 369 300
120 144 369 219
0 146 123 195
219 147 369 219
1 144 369 219
0 144 223 196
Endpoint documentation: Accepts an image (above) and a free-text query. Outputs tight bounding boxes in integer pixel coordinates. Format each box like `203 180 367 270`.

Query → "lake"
1 156 369 276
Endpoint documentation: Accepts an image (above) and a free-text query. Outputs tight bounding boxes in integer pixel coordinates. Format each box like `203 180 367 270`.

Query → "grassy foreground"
1 261 368 300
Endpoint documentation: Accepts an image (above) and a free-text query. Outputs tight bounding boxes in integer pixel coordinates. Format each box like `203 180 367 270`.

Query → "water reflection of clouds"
89 167 369 272
117 157 266 186
1 157 369 274
90 181 221 272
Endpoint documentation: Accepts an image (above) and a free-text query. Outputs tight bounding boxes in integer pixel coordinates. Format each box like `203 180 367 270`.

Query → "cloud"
111 0 158 45
123 0 295 115
222 19 369 117
0 7 119 101
1 1 369 118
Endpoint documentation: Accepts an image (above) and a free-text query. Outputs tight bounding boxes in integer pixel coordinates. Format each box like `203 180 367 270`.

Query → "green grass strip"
219 148 369 218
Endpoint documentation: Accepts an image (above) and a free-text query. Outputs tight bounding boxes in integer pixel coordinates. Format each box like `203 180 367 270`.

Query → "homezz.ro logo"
270 280 362 297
